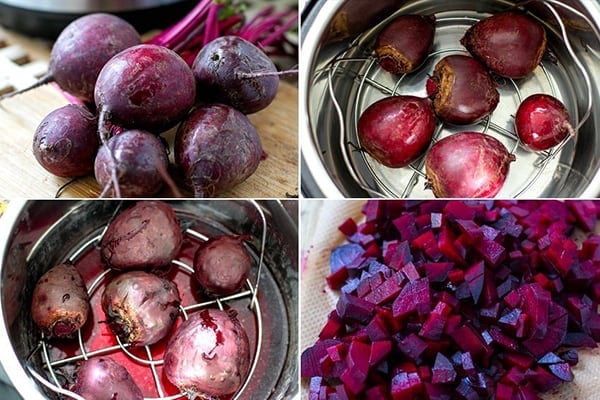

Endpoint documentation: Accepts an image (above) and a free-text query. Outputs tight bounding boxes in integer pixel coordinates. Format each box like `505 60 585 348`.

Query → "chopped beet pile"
302 200 600 400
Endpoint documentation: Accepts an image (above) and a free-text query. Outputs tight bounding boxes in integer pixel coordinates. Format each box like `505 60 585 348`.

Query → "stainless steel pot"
0 200 298 400
301 0 600 198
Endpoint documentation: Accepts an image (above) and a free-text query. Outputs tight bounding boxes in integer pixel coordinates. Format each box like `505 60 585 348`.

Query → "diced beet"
336 292 375 324
450 325 493 366
392 278 430 318
424 383 453 400
476 239 506 268
365 385 389 400
390 371 423 400
455 378 480 400
495 382 515 400
340 340 371 394
503 353 534 370
526 366 562 392
548 362 574 382
397 333 428 362
301 339 343 377
464 261 485 304
364 272 405 305
412 230 443 261
423 262 455 282
365 313 390 342
319 311 346 340
563 332 597 348
432 353 457 384
384 240 413 270
338 217 358 236
370 340 392 366
419 302 451 340
461 352 476 376
330 244 365 273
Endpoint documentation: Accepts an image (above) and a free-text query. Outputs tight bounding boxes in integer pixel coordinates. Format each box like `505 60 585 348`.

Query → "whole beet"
94 129 170 198
425 132 515 198
0 13 141 102
101 271 181 346
175 103 263 197
194 235 253 296
33 104 99 177
428 55 499 125
72 357 143 400
461 11 547 79
375 14 436 74
95 44 196 134
100 200 183 271
193 36 279 114
357 95 436 168
31 263 90 338
515 94 574 151
163 309 250 397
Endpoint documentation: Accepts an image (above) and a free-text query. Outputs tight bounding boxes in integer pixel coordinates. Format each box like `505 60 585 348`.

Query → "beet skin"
72 357 143 400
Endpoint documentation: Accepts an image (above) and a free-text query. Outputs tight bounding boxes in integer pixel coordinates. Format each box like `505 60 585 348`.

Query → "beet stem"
0 73 54 103
97 110 122 198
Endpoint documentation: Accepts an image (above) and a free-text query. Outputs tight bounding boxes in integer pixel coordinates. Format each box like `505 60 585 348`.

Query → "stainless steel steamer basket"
0 200 298 400
300 0 600 198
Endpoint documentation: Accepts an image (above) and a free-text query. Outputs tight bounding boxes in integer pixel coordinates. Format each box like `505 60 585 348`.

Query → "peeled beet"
193 36 279 114
425 132 515 198
72 357 143 400
33 104 99 178
515 94 575 151
428 55 499 125
357 95 436 168
175 103 263 197
31 263 90 338
461 12 547 79
375 14 436 74
100 200 183 271
101 271 181 346
193 235 253 296
163 308 250 397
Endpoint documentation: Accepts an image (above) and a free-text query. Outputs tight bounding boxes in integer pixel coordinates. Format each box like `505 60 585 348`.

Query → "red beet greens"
302 200 600 400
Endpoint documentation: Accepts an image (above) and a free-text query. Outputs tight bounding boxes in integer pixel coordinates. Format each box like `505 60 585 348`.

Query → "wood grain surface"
0 27 298 199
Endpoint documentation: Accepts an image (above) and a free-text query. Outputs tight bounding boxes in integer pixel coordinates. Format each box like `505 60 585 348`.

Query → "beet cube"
451 325 493 366
392 278 430 318
423 262 455 282
340 340 371 394
369 340 392 366
390 371 422 400
319 311 345 340
464 260 485 304
548 362 574 382
330 243 365 273
397 333 428 362
432 353 457 384
365 313 390 342
365 385 389 400
336 292 375 324
476 239 506 267
495 382 515 400
338 217 358 236
301 339 343 377
423 383 453 400
393 213 419 242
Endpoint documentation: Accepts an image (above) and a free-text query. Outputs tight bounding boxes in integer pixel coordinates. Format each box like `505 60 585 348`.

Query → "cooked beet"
100 200 183 271
72 357 143 400
357 95 436 168
374 14 436 75
515 94 575 151
303 199 600 398
31 263 90 338
101 271 181 346
193 235 253 296
428 55 499 125
425 132 515 198
163 308 250 397
461 12 547 79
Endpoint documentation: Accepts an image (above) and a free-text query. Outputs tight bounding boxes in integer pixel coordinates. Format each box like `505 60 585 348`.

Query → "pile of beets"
358 11 574 198
30 200 254 399
3 3 296 198
302 199 600 399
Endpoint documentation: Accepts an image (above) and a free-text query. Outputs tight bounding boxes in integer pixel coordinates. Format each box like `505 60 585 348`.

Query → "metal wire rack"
25 201 268 400
316 0 595 198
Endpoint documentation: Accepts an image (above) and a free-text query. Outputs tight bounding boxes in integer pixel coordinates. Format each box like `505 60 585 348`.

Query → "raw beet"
95 44 196 135
193 36 279 114
428 55 499 125
425 132 515 198
31 263 90 338
357 95 436 168
33 104 99 178
71 357 143 400
515 94 575 151
174 103 263 197
193 235 253 296
374 14 436 75
461 12 547 79
100 200 183 271
0 13 141 103
163 308 250 397
94 129 171 198
101 270 181 346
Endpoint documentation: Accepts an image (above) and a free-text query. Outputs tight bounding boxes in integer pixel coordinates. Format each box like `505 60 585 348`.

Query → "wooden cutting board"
0 27 298 198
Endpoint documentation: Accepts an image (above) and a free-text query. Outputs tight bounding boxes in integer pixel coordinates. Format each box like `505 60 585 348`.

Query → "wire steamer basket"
308 0 599 198
0 200 298 400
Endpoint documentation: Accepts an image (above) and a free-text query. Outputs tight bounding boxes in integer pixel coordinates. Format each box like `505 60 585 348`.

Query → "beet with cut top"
374 14 436 75
461 12 547 79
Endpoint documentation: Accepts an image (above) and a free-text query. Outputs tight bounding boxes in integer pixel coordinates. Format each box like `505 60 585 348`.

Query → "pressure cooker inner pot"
0 200 298 399
301 0 600 198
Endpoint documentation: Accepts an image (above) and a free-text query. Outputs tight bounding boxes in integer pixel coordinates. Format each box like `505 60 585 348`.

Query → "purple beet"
428 55 499 125
163 308 250 397
72 357 143 400
33 104 99 178
461 11 547 79
101 271 181 346
375 14 436 74
31 263 90 338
